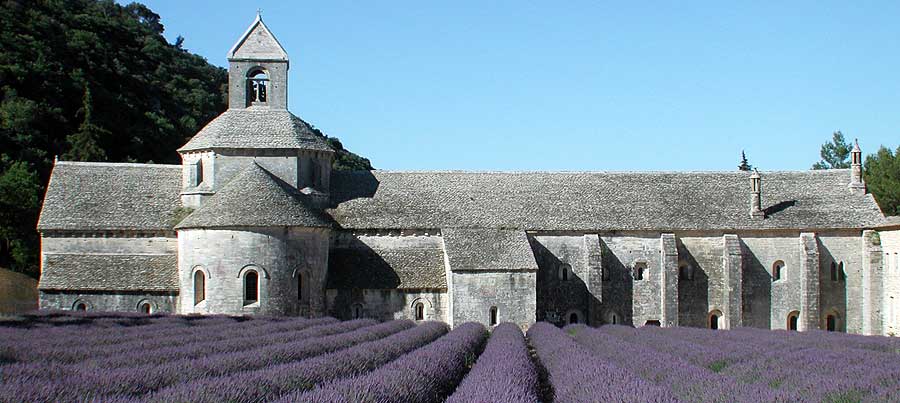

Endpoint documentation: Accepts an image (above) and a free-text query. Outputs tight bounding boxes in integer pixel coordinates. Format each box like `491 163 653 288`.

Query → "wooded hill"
0 0 372 278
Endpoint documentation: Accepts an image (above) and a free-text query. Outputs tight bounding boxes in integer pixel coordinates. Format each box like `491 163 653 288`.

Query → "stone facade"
33 15 900 335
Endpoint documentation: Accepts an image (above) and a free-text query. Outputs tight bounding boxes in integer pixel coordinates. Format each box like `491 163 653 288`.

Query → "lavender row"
0 317 347 386
286 322 487 403
568 325 798 403
13 316 327 365
528 322 679 403
445 323 540 403
147 321 449 403
0 319 385 402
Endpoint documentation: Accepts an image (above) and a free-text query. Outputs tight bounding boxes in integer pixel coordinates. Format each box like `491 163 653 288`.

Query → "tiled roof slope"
327 237 447 290
176 162 332 229
37 162 182 231
178 109 332 152
443 228 538 271
39 254 178 292
329 170 886 231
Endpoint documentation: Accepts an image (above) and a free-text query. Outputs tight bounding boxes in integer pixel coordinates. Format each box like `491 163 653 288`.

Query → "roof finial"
256 8 262 18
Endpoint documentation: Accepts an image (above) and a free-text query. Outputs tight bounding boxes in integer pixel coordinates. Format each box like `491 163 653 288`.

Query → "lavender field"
1 312 899 403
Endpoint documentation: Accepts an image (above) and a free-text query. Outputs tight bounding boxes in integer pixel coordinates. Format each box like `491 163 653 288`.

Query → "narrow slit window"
489 306 498 326
244 271 259 305
415 302 425 321
194 270 206 305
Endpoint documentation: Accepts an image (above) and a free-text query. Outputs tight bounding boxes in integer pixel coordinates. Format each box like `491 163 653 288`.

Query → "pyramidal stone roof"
228 14 288 61
178 109 333 152
176 162 332 229
37 162 182 231
328 169 887 231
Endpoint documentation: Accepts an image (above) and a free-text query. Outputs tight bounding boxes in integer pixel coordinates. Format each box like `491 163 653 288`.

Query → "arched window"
414 302 425 321
708 310 722 330
352 304 363 319
244 270 259 305
246 69 268 105
633 262 647 281
824 311 841 332
194 270 206 305
645 320 661 327
558 264 571 281
569 312 579 324
787 310 800 331
74 302 87 311
772 261 785 281
679 265 693 281
489 306 498 326
610 313 619 325
139 302 152 314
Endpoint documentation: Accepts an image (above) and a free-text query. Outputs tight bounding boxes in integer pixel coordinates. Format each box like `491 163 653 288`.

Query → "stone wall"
177 227 329 316
325 289 447 322
881 229 900 336
600 233 665 327
40 291 177 313
531 235 593 326
450 271 535 329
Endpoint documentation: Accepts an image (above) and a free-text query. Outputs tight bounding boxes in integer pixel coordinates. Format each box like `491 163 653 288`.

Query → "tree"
62 85 107 161
738 150 753 171
0 159 41 276
865 145 900 216
812 131 852 169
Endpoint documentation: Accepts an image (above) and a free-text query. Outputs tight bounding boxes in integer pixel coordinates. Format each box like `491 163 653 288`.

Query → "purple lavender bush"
445 323 540 403
527 322 680 403
285 322 488 403
147 321 448 403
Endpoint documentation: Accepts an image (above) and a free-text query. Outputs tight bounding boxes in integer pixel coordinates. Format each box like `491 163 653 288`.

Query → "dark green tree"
865 145 900 216
738 150 753 171
0 159 41 276
812 131 852 169
62 85 107 161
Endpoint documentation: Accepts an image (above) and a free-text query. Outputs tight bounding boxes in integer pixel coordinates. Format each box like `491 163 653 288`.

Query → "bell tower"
227 12 289 110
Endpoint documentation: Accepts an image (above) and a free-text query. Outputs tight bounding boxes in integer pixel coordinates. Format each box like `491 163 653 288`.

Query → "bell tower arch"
227 13 289 110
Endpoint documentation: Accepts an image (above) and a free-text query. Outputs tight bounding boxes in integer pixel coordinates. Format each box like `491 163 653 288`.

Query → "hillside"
0 0 372 277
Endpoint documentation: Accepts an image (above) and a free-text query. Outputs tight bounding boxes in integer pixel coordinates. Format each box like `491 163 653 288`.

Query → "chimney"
750 169 764 219
849 139 865 195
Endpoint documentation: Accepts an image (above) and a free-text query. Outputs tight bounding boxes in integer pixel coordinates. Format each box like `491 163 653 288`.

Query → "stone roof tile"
329 170 886 231
178 109 332 152
176 162 332 229
37 162 182 231
327 236 447 290
39 254 177 292
443 228 538 271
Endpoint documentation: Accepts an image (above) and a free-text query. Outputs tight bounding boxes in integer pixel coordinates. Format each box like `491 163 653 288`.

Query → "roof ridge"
55 161 181 169
348 169 848 175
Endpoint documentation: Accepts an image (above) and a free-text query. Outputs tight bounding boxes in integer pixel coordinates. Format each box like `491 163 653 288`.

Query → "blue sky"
139 1 899 171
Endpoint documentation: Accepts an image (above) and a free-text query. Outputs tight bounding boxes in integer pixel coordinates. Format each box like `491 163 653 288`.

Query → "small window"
645 320 661 327
74 302 87 311
633 262 646 281
610 313 619 325
772 261 785 281
194 270 206 305
679 265 693 281
569 312 579 324
139 302 152 314
414 302 425 321
489 306 498 326
190 160 203 187
826 314 837 331
352 304 363 319
601 268 611 281
558 264 571 281
708 310 722 330
787 311 800 331
838 262 845 281
244 271 259 305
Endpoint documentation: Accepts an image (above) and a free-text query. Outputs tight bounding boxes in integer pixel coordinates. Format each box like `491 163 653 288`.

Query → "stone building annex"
36 15 900 335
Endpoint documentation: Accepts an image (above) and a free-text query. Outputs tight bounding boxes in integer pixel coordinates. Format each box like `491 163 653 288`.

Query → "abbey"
36 16 900 335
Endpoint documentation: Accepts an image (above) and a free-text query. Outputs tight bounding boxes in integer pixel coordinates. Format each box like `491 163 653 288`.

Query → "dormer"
227 13 289 110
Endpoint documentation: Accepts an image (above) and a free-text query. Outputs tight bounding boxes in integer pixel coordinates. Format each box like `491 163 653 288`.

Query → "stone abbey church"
37 16 900 336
